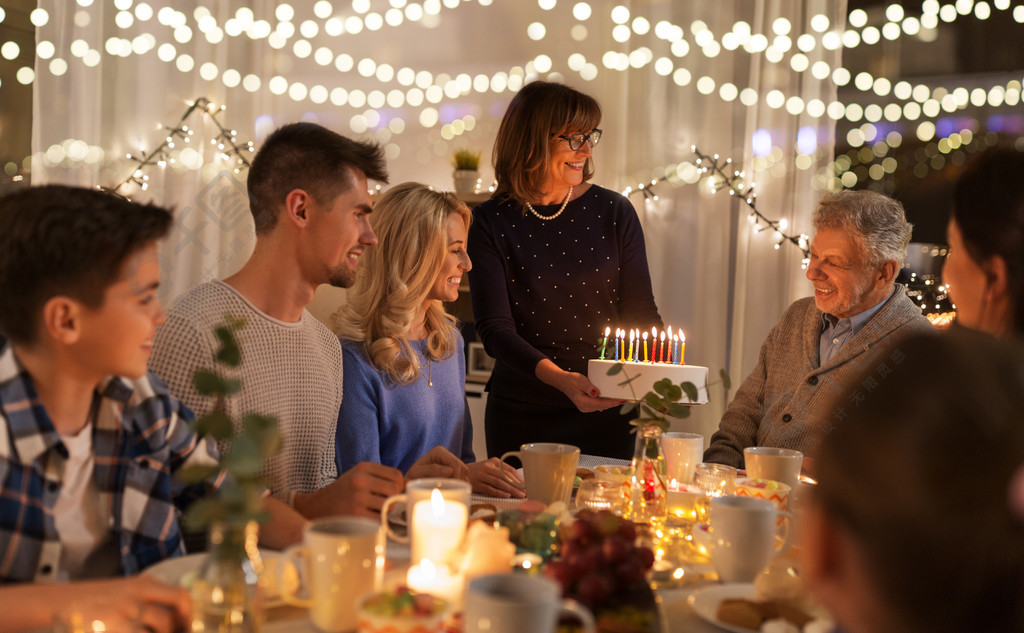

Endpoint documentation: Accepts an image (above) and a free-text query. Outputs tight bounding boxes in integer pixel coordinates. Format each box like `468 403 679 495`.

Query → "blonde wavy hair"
332 182 471 385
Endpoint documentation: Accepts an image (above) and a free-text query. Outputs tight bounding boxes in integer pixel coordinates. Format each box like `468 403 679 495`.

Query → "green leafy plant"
451 148 482 171
179 316 282 529
606 363 731 433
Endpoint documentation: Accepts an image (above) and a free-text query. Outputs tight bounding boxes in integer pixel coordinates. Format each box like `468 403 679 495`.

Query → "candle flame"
642 331 648 340
604 326 610 336
679 330 686 342
660 331 665 341
418 558 437 579
430 488 445 515
652 326 657 338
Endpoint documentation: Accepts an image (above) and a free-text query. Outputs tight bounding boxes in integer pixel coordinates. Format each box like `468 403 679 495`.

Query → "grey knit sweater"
704 285 933 467
149 281 343 498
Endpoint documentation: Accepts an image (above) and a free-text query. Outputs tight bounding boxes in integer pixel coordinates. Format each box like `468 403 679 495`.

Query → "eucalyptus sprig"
606 363 731 433
179 315 282 529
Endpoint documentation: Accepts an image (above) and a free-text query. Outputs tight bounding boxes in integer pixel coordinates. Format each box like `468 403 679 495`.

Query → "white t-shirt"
53 422 120 580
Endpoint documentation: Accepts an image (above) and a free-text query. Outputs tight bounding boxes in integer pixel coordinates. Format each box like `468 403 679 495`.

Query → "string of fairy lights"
99 97 254 197
625 146 812 265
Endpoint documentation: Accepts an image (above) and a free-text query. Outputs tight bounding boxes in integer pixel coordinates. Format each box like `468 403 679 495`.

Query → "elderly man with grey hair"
704 190 933 468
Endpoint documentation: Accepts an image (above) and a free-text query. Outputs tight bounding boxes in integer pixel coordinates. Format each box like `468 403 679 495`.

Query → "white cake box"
587 359 709 404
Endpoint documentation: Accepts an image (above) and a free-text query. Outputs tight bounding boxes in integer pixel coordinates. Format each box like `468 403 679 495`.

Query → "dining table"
249 454 775 633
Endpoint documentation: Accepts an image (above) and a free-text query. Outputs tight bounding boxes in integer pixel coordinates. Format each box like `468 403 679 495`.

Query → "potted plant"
451 148 482 197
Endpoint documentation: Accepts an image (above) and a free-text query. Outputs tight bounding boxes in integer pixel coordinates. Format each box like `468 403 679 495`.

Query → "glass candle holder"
694 463 737 497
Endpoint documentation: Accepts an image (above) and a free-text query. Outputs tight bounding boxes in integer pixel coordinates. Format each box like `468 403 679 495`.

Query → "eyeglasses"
556 128 602 151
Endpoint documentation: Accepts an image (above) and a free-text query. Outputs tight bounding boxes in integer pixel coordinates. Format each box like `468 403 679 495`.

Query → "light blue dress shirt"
819 288 895 365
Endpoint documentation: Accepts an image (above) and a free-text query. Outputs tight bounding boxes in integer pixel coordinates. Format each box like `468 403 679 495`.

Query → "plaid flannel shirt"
0 344 224 583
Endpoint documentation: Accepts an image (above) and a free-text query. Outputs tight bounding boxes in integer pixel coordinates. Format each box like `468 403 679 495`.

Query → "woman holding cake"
333 182 525 498
468 81 662 460
943 145 1024 337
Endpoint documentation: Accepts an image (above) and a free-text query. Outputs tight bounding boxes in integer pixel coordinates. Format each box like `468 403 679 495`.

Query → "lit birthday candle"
673 334 681 365
659 331 667 363
651 327 659 364
642 331 648 362
679 330 686 365
614 328 621 361
628 329 635 361
599 326 610 360
667 326 673 363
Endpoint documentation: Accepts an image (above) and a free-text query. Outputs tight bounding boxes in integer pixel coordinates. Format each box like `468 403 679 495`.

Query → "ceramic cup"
278 517 385 633
463 574 595 633
661 432 704 486
381 478 472 545
743 447 804 492
708 495 792 584
500 443 580 505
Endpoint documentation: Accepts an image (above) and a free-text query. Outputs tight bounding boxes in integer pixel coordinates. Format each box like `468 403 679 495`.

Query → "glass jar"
625 425 668 524
191 520 266 633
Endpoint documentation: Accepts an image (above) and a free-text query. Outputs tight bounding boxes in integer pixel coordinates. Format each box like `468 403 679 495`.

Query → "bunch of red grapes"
544 510 655 608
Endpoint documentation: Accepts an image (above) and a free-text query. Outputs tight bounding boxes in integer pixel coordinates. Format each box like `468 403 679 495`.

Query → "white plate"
144 551 286 608
688 583 760 633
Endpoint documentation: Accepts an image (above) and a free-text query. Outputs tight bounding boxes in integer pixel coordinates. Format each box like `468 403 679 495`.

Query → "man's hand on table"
405 445 471 482
293 461 404 519
468 457 526 498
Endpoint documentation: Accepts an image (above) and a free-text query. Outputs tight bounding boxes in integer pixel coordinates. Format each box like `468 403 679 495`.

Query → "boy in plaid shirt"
0 186 303 632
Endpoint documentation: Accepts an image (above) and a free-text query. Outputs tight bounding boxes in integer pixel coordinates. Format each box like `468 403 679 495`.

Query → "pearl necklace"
524 186 573 221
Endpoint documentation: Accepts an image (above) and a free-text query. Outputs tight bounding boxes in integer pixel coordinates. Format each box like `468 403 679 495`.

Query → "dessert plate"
688 583 760 633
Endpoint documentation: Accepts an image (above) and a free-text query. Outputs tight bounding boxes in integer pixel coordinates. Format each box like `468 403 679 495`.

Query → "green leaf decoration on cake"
606 362 730 433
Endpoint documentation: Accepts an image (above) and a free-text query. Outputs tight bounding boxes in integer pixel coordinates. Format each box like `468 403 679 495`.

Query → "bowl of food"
356 586 448 633
594 464 630 486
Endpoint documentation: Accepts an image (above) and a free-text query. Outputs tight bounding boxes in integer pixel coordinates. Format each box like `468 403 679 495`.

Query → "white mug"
500 443 580 505
744 446 804 492
380 478 472 546
662 432 704 486
463 574 596 633
278 517 384 633
709 495 792 584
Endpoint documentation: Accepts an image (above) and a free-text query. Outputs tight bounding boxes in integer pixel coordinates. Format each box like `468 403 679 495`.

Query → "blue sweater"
467 184 662 407
336 335 474 473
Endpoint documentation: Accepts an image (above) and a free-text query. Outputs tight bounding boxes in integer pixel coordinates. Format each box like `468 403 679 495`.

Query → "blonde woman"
333 183 525 498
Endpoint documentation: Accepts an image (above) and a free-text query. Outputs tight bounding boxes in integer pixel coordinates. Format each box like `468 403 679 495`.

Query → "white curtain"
30 0 844 440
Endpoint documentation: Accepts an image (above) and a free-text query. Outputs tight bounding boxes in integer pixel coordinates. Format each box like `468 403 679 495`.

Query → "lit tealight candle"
407 558 463 605
411 489 468 566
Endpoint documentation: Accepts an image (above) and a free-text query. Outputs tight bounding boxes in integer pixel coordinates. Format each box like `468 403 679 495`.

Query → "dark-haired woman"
468 81 662 460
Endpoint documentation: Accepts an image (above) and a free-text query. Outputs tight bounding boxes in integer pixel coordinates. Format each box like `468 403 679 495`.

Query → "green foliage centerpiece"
179 316 282 633
605 363 731 524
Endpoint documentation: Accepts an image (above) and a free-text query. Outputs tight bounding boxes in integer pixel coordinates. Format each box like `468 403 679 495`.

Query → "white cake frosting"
588 359 709 404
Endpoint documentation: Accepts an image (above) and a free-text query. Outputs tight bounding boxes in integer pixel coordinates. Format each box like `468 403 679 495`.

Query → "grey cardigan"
704 285 933 467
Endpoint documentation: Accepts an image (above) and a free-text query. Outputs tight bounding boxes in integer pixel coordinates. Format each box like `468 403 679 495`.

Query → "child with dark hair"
0 185 303 632
801 330 1024 633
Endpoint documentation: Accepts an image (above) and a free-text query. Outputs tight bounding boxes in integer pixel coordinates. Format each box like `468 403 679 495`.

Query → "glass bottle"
191 520 266 633
626 424 668 525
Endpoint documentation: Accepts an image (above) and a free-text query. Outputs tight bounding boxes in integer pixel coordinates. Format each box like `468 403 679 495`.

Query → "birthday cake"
588 359 709 404
587 326 709 404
